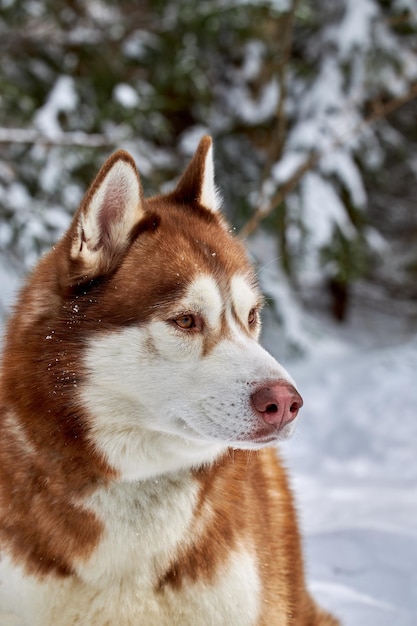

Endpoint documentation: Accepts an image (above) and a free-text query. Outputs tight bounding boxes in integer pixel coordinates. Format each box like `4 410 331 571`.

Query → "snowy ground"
1 263 416 625
279 309 417 625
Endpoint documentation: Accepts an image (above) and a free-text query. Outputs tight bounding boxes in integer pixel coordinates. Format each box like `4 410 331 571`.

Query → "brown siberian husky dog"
0 137 338 625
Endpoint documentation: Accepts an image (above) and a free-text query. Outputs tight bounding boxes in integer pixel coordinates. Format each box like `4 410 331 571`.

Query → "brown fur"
158 449 338 625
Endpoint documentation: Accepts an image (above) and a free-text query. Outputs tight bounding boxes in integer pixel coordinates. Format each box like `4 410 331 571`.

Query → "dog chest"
77 473 201 586
0 473 263 625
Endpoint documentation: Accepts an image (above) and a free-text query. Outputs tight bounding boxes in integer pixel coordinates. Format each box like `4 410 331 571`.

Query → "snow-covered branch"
241 153 318 238
0 128 124 148
240 82 417 238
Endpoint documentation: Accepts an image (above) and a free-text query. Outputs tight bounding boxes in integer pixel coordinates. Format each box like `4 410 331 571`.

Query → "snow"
218 0 290 9
122 29 159 59
0 263 20 323
337 0 378 60
271 151 307 185
233 78 280 125
301 57 345 119
320 150 366 208
241 40 265 81
277 324 417 625
34 76 78 138
301 171 355 269
39 151 67 193
220 38 280 127
113 83 140 109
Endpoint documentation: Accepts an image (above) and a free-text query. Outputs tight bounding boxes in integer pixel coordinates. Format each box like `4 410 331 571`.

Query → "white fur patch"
77 475 198 587
230 274 260 329
0 542 260 625
199 145 222 213
183 275 223 328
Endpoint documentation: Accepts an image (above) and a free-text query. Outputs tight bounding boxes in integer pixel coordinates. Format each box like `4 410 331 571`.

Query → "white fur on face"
82 274 299 481
230 274 259 329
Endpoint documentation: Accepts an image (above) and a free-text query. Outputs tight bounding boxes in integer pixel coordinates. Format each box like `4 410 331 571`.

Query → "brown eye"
248 308 257 326
175 315 195 330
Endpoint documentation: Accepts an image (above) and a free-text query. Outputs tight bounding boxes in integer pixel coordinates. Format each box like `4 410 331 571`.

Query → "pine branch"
240 152 318 238
240 82 417 238
0 128 123 148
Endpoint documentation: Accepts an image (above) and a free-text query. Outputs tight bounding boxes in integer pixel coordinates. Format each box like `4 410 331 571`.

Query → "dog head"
7 137 302 481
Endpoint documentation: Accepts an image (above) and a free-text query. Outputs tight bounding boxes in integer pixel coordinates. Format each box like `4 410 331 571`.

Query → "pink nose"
250 382 303 429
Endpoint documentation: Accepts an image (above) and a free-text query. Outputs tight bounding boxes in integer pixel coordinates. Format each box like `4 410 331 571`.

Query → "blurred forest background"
1 0 417 344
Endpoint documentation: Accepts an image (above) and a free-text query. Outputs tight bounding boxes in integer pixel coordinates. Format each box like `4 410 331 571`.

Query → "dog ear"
172 135 222 213
68 150 144 282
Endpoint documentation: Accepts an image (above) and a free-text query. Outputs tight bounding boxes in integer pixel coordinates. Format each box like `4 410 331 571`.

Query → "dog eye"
248 308 257 326
175 315 196 330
